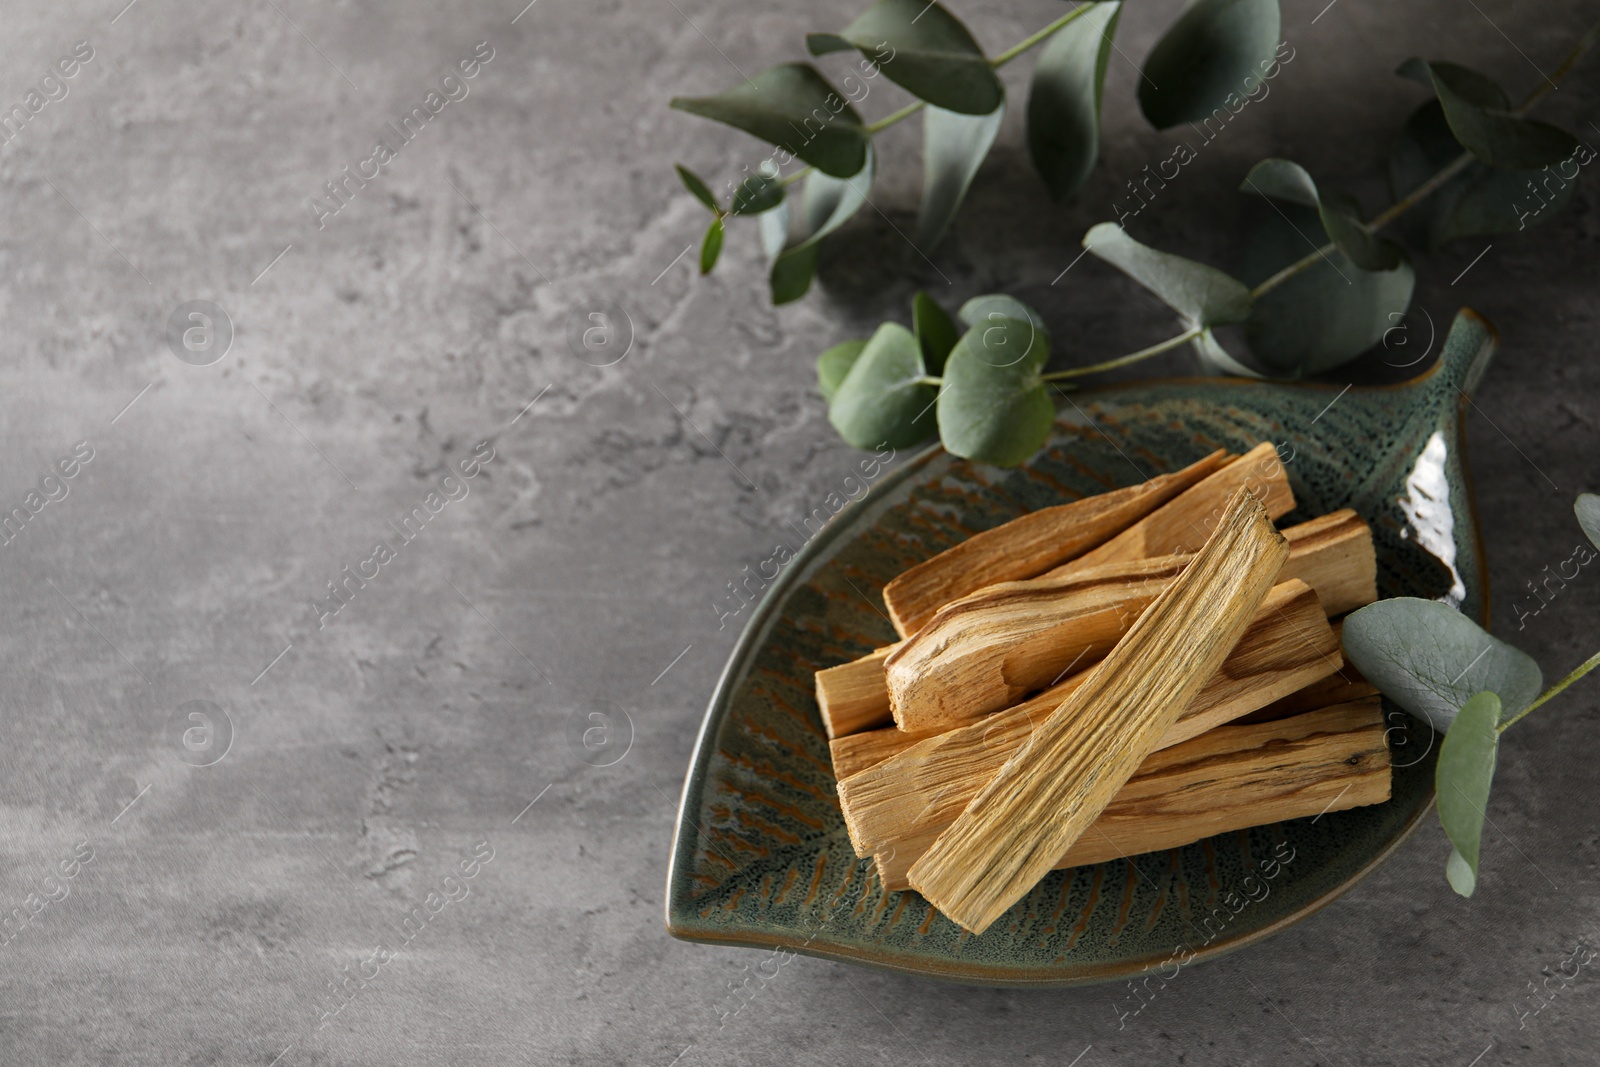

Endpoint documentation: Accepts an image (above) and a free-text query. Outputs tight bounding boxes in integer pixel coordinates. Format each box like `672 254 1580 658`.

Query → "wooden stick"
884 509 1373 733
882 450 1230 637
906 490 1289 933
837 579 1339 854
830 579 1337 781
874 699 1389 891
1043 441 1294 577
816 644 901 740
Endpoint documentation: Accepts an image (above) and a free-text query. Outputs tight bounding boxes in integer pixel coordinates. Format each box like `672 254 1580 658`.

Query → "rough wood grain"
816 643 901 739
837 579 1339 854
884 510 1374 733
906 490 1289 933
881 450 1230 637
1043 441 1294 577
874 699 1390 891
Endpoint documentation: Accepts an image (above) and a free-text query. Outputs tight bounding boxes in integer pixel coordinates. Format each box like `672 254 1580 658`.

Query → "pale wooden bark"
837 579 1338 855
1043 441 1294 577
906 490 1289 933
884 510 1373 733
881 450 1230 637
873 699 1389 891
816 644 901 740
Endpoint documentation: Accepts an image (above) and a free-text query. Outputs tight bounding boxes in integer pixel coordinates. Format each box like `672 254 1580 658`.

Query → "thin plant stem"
1498 647 1600 732
1042 326 1203 381
1252 18 1600 301
992 4 1095 67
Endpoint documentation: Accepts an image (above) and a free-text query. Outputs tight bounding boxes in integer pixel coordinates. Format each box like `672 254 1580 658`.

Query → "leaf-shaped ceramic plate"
666 310 1495 985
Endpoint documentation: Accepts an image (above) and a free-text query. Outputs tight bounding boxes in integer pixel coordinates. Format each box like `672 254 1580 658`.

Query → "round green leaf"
936 320 1054 466
912 291 959 375
699 216 724 274
828 322 937 449
957 294 1051 345
1399 58 1578 170
730 174 784 216
671 64 869 178
675 164 720 213
1240 157 1318 207
829 0 1003 115
918 101 1005 250
1341 597 1543 733
817 339 869 401
1390 101 1580 244
1083 222 1252 327
1577 494 1600 551
1138 0 1281 130
1436 690 1501 897
1026 1 1122 201
1238 203 1414 376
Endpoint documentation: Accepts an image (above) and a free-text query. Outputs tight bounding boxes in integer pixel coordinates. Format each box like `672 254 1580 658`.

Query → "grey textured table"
1 0 1596 1063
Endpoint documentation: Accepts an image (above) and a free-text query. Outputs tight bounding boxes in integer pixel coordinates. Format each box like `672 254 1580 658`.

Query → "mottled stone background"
0 0 1595 1063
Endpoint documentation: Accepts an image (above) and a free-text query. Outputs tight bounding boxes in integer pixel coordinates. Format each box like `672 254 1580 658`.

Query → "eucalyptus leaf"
671 63 869 178
676 164 720 213
767 145 877 304
1398 58 1578 170
758 198 792 260
936 319 1054 466
1026 2 1122 201
817 339 869 401
918 101 1005 249
1138 0 1281 130
957 294 1050 343
1436 690 1502 897
1390 101 1580 244
1241 159 1399 271
1083 222 1251 326
730 174 784 216
1341 597 1543 732
912 291 959 375
825 0 1004 115
827 322 937 449
1240 157 1318 206
1577 493 1600 551
699 216 724 273
805 32 855 55
1238 203 1415 376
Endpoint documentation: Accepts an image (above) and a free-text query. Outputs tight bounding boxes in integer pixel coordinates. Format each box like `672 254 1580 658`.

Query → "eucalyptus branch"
1250 19 1600 302
779 4 1095 189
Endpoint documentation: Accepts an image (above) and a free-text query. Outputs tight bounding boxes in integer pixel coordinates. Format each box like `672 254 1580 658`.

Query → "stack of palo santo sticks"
817 443 1393 934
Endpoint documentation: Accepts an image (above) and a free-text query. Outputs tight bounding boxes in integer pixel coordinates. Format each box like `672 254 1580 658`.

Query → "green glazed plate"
666 310 1496 986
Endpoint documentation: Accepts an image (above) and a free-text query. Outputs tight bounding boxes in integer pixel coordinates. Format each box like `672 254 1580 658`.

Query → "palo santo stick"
830 578 1337 782
906 490 1289 934
881 450 1230 637
874 698 1389 891
816 644 901 739
1043 441 1294 577
885 509 1374 732
838 579 1338 854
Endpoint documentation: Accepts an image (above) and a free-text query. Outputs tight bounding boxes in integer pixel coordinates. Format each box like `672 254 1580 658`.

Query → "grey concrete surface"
0 0 1596 1063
